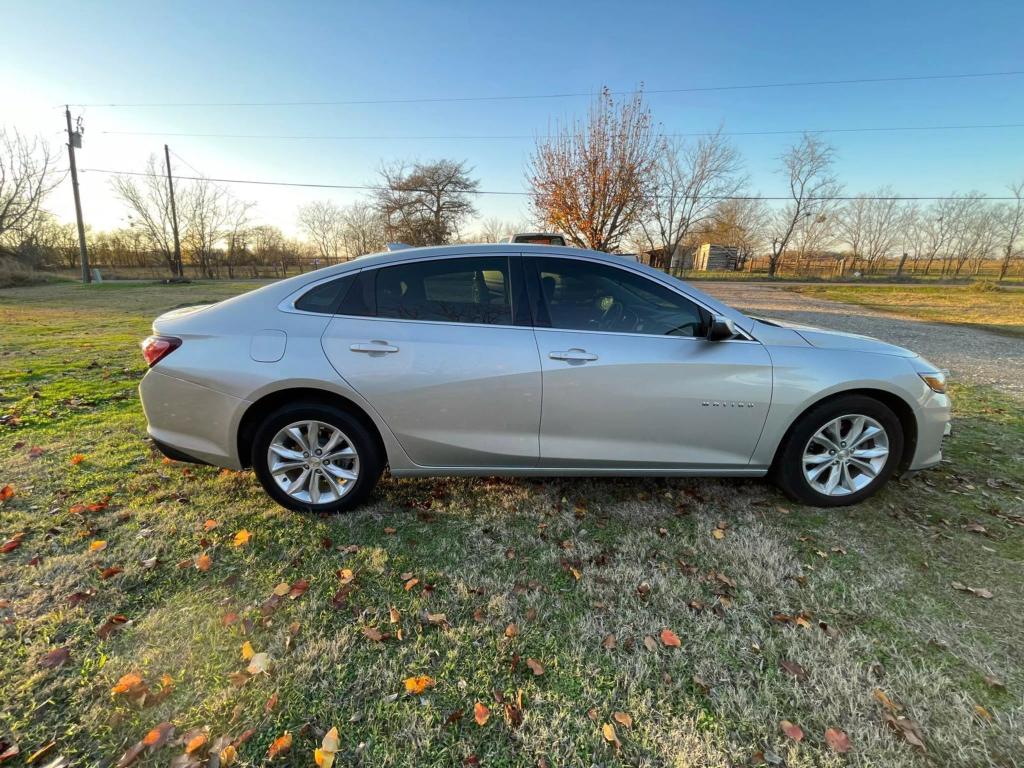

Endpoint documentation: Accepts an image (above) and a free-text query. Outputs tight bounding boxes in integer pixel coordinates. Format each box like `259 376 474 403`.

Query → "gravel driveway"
698 282 1024 401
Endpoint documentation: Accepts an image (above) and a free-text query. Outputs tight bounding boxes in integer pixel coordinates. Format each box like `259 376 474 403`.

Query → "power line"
98 121 1024 142
78 167 1019 200
67 69 1024 108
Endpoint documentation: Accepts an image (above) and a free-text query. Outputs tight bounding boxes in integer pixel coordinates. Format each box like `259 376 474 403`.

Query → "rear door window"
372 256 513 325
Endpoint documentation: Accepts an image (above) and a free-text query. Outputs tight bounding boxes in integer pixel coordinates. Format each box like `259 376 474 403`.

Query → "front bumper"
909 391 951 471
139 369 248 469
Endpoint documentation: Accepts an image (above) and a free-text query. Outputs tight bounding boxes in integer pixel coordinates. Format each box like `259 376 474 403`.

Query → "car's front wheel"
773 395 904 507
251 403 383 513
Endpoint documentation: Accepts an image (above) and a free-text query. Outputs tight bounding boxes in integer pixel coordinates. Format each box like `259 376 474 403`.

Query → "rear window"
293 274 354 314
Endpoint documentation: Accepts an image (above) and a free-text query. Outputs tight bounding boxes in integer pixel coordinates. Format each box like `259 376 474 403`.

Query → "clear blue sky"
3 0 1022 234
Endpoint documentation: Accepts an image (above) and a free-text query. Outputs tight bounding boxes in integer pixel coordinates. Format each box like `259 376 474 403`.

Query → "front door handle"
549 348 598 362
350 341 399 354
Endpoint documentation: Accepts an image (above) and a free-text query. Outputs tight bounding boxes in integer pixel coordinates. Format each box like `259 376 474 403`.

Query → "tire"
772 395 904 507
251 402 383 513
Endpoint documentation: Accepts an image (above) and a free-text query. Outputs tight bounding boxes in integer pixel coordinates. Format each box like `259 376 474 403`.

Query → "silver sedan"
139 244 951 512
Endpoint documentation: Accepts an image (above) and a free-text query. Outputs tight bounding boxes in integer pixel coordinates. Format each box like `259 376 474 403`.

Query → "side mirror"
707 315 738 342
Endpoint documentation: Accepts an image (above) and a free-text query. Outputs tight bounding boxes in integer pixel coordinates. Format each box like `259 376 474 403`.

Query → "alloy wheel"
267 420 360 504
801 414 890 497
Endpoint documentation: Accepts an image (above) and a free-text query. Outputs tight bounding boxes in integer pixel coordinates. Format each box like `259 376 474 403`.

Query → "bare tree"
698 197 769 269
182 178 232 278
374 160 479 246
527 87 657 252
997 180 1023 280
339 201 385 258
0 128 62 258
111 155 179 276
297 200 345 263
641 130 745 269
836 189 903 274
472 216 519 244
768 134 841 276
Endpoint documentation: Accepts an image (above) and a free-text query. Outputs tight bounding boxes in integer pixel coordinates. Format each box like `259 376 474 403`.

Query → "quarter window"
373 257 512 325
293 274 355 314
532 258 708 337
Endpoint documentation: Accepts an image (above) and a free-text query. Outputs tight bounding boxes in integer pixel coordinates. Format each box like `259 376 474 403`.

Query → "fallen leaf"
660 628 681 648
613 711 633 728
873 687 900 713
288 578 310 599
526 658 544 676
111 672 144 695
474 701 490 726
781 659 808 681
203 519 219 531
0 485 15 503
974 704 993 722
314 725 340 767
70 454 86 465
195 553 212 571
232 529 251 547
97 614 129 639
389 606 401 623
267 732 292 759
185 732 208 754
272 581 290 596
89 540 107 552
247 652 271 675
0 740 18 762
403 577 419 591
362 627 384 642
643 634 658 652
882 713 926 750
38 647 71 668
1 532 25 553
219 744 237 765
601 633 617 650
241 641 255 661
983 674 1006 692
825 727 851 753
505 623 518 638
404 675 435 694
712 528 725 540
602 722 620 747
383 526 397 534
780 720 804 741
337 568 355 585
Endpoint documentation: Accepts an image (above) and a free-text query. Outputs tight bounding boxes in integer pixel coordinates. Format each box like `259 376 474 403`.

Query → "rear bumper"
909 392 951 471
139 369 247 469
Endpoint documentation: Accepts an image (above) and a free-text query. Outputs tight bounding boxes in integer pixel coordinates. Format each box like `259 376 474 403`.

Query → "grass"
791 283 1024 339
1 281 1023 768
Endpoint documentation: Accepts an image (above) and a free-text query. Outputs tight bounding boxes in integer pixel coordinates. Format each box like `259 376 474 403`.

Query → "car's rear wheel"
773 395 903 507
252 403 383 513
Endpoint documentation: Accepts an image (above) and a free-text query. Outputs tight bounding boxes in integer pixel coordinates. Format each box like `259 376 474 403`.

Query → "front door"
321 254 542 468
526 257 772 468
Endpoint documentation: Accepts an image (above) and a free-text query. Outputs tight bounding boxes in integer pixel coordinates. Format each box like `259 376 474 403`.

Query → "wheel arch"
770 388 918 473
236 387 388 470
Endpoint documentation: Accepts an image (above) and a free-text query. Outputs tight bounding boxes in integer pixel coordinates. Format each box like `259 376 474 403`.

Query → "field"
792 283 1024 339
1 281 1022 768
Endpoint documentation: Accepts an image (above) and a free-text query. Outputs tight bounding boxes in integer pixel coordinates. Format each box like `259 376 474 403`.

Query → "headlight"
919 371 947 394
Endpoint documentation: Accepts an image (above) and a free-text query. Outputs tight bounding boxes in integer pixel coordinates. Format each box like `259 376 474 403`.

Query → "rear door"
526 256 772 468
321 254 542 468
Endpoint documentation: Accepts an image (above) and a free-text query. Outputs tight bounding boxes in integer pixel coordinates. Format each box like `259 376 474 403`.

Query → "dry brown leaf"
403 577 419 591
272 581 290 596
0 485 14 503
111 672 144 695
38 647 71 668
660 628 681 648
974 704 993 722
712 528 725 540
526 658 544 676
601 722 620 747
473 701 490 726
203 519 219 531
613 711 633 728
288 578 310 599
70 453 86 465
825 727 851 753
195 553 212 571
505 623 518 638
362 626 384 642
781 659 808 681
241 641 255 661
780 720 804 742
601 633 617 650
184 732 207 754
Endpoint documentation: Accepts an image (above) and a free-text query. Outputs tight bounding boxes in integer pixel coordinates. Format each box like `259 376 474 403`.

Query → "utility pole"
65 107 90 283
164 144 183 278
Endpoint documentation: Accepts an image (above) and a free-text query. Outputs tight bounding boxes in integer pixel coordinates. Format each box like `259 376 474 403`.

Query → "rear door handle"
549 348 598 362
350 341 399 354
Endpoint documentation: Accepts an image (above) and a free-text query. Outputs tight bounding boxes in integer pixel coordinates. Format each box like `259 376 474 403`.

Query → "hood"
762 318 918 358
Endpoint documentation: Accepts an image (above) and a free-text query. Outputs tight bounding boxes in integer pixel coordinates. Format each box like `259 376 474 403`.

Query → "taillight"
141 335 182 367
